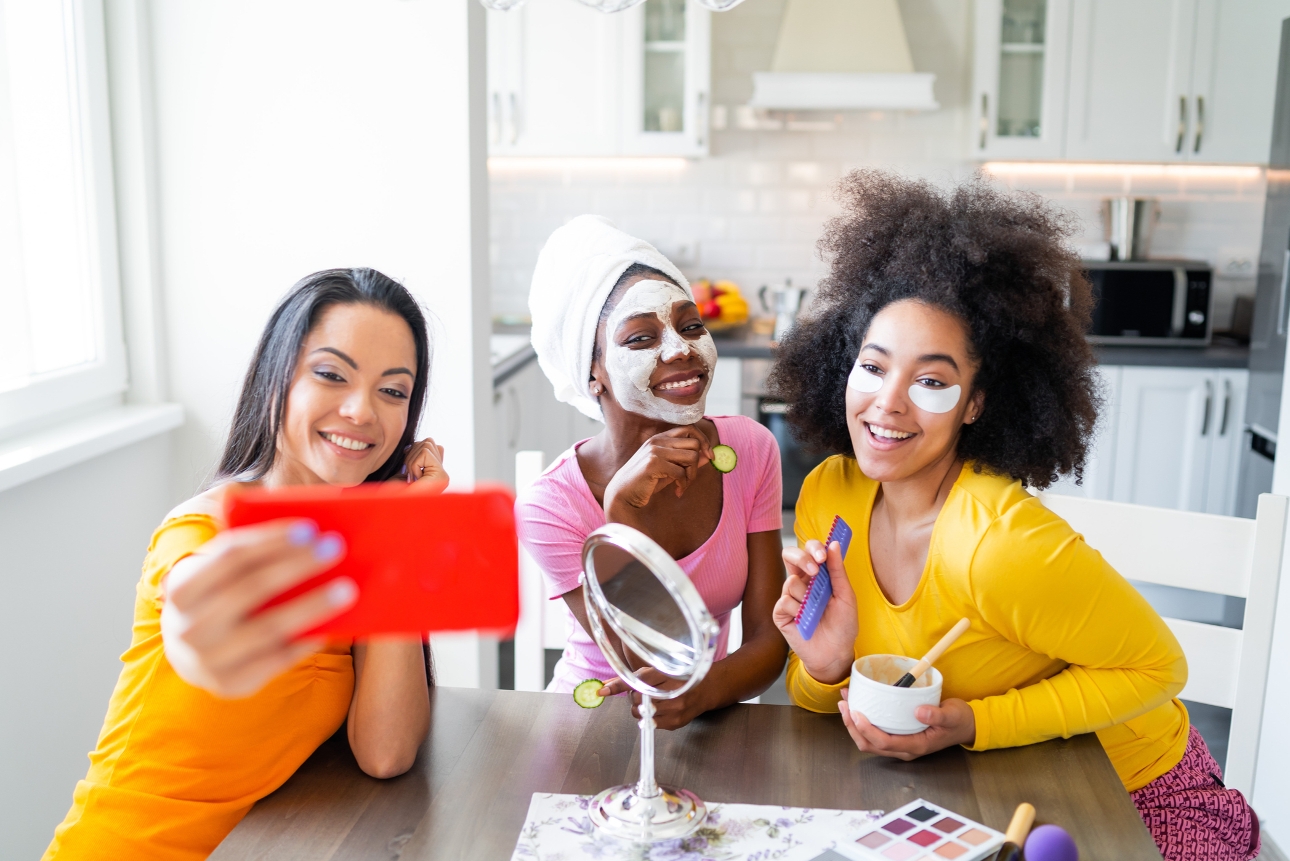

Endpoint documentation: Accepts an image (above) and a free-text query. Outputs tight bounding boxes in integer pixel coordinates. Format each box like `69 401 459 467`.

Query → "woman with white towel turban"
517 215 789 729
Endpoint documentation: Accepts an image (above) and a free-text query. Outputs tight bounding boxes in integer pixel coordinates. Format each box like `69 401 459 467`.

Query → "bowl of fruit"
692 279 750 334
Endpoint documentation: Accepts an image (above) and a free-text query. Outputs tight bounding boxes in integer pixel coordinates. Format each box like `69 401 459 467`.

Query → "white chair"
514 450 550 691
1037 491 1287 797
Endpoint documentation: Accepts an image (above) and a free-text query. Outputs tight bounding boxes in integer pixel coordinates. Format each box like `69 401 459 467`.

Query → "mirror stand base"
588 784 707 842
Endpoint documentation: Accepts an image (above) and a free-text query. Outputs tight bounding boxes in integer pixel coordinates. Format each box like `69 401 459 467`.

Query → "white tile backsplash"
489 0 1267 332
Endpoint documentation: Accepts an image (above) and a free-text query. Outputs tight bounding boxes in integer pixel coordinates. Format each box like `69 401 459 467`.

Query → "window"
0 0 125 438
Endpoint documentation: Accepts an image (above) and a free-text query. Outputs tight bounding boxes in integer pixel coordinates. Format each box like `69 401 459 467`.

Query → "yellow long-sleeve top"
787 456 1190 792
43 514 354 860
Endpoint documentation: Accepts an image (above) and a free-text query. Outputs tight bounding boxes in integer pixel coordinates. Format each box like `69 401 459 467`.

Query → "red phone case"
224 484 519 638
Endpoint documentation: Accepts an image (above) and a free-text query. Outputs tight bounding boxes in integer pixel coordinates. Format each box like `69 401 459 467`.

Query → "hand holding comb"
893 617 970 687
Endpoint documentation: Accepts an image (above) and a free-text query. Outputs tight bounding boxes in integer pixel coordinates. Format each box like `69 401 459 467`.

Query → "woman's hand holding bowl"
773 539 858 685
160 519 356 698
603 426 714 520
838 695 977 760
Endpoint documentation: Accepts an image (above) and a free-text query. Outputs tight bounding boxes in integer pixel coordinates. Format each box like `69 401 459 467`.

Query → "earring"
591 382 603 395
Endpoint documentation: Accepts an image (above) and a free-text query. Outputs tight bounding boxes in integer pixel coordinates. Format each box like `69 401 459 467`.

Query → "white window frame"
0 0 127 441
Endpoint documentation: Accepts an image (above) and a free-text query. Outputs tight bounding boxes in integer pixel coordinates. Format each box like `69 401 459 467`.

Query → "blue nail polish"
288 521 318 546
313 533 344 562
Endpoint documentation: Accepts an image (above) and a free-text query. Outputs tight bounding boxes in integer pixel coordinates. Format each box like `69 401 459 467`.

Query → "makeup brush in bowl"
893 617 970 688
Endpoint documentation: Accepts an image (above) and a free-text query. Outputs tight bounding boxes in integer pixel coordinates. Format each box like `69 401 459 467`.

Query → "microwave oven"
1084 260 1213 346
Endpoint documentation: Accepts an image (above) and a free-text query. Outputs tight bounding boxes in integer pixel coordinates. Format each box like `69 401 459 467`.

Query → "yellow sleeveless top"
43 514 354 860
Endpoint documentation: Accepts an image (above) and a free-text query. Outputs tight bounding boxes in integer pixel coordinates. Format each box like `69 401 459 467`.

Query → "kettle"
759 279 808 342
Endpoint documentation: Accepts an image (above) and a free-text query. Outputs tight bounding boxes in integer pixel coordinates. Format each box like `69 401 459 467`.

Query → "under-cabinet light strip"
488 157 689 172
983 161 1262 179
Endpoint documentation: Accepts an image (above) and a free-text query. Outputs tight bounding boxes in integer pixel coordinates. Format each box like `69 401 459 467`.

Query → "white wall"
1 0 491 856
147 0 492 498
0 434 179 861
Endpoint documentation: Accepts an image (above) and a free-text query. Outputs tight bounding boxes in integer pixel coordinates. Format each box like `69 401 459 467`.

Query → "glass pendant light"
693 0 748 8
572 0 648 11
477 0 529 10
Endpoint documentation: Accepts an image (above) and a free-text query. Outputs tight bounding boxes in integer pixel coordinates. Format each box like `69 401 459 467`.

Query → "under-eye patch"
907 383 961 414
848 363 884 393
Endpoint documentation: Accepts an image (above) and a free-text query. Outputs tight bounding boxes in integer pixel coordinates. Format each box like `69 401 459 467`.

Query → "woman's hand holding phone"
160 519 356 698
773 539 858 686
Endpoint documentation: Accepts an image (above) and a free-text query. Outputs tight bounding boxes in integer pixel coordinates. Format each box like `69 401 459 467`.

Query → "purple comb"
794 515 852 640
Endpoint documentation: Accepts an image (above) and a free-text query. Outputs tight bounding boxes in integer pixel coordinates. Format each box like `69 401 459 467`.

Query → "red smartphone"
224 484 519 638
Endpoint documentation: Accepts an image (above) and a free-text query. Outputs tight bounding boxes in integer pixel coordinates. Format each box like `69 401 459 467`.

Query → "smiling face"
270 302 418 487
595 276 717 425
846 299 984 483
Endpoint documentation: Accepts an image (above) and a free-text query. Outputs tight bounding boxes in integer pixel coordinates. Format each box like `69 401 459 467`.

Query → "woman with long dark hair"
44 268 446 861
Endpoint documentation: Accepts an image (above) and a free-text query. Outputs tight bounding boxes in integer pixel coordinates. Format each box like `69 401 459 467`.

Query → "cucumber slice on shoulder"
712 444 738 473
573 679 605 708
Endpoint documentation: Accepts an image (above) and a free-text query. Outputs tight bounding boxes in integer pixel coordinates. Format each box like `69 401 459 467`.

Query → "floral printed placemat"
511 792 883 861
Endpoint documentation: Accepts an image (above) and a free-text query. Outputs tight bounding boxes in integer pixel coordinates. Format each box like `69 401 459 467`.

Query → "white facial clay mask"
604 279 718 424
907 383 962 414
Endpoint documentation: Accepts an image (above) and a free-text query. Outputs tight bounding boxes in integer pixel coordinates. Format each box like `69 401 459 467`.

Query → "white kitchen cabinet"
972 0 1073 159
1065 0 1201 163
1189 0 1290 163
1202 369 1249 515
1110 366 1248 514
486 3 621 156
485 0 710 157
1064 0 1290 163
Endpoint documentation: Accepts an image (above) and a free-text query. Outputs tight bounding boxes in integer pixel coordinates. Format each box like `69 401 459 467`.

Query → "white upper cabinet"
975 0 1290 162
1065 0 1200 163
486 3 621 156
1189 0 1290 164
973 0 1072 159
486 0 710 158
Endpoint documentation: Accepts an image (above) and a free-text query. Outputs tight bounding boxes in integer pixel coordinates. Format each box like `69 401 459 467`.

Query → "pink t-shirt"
516 414 783 693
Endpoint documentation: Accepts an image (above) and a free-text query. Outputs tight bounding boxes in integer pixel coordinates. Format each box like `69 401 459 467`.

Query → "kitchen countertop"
495 328 1250 377
715 331 1250 369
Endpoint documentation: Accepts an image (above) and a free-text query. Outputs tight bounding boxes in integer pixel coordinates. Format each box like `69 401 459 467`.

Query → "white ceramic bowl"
847 654 943 735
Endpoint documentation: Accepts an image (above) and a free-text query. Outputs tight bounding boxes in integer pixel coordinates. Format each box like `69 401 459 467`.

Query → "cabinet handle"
1279 248 1290 336
508 387 521 448
490 92 501 146
979 93 989 149
1219 378 1231 436
696 91 708 148
1175 95 1187 153
1201 379 1213 437
1193 95 1204 154
508 92 521 145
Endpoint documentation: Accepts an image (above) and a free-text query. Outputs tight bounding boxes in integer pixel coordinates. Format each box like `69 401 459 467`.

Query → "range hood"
749 0 938 111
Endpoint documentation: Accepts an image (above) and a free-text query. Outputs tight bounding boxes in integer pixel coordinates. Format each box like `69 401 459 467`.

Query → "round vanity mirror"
580 523 720 842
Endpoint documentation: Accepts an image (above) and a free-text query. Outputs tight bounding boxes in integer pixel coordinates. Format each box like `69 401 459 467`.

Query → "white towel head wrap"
529 215 690 422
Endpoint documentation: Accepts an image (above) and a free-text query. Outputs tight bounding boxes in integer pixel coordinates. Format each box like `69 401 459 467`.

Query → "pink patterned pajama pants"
1131 727 1260 860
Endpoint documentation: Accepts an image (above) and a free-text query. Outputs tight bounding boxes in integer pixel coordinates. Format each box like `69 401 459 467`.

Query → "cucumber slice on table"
712 444 738 473
573 679 605 709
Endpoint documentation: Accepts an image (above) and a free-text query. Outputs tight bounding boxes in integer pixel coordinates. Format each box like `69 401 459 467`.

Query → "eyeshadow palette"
836 799 1005 861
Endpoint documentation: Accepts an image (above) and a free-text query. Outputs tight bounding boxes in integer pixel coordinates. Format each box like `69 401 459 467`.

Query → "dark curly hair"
768 170 1101 489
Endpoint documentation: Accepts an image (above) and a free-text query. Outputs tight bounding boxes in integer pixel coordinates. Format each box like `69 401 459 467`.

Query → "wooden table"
212 687 1161 860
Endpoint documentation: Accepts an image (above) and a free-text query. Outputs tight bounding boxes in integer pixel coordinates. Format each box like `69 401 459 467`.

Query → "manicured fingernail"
327 577 357 605
313 532 345 562
288 520 318 546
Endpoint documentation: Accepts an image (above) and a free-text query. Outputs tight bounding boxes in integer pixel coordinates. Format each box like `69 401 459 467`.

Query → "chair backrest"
513 450 548 692
1037 491 1287 797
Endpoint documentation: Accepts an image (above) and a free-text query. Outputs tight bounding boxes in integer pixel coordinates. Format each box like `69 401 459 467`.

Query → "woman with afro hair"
770 171 1259 860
